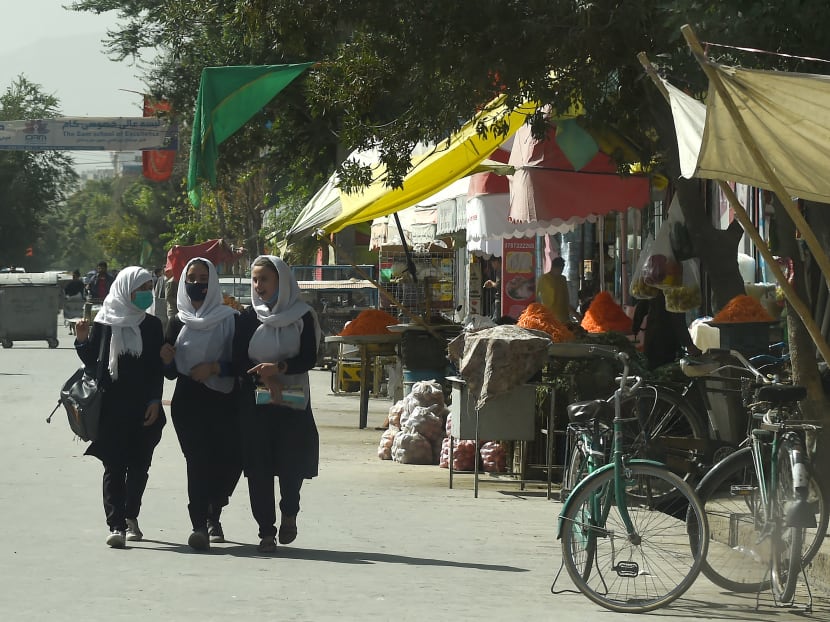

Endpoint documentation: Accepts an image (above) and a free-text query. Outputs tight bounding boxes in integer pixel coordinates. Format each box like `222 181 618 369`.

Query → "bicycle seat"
756 383 806 404
679 355 720 378
567 399 613 424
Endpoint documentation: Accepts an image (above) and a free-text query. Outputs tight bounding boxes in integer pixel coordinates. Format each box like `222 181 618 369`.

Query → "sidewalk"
0 327 828 621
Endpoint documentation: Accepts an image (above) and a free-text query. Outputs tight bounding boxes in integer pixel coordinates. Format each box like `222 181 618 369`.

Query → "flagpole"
680 24 830 290
638 51 830 365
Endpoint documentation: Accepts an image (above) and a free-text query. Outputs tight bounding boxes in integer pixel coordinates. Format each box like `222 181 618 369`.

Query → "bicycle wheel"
561 464 708 613
692 446 828 593
560 425 610 503
619 386 708 480
770 436 805 603
560 435 589 503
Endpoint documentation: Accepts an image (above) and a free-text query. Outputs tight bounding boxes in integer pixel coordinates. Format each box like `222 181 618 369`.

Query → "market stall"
324 333 401 429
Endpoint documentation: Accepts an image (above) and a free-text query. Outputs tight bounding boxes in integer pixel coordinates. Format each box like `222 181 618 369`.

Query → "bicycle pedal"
729 484 757 496
613 560 640 578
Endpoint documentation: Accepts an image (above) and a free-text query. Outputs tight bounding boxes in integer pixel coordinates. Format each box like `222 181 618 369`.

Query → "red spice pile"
339 309 399 336
712 294 773 323
581 291 632 334
517 303 574 342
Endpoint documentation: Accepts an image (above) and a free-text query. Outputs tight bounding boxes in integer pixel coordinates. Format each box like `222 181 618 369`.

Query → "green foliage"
0 76 78 269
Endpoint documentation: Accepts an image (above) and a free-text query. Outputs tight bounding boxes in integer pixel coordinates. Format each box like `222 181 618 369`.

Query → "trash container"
0 273 60 348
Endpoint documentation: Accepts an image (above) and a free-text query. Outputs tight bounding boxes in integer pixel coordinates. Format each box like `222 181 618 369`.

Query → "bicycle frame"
557 350 663 539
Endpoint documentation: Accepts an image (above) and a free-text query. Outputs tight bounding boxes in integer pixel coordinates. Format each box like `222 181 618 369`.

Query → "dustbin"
0 273 60 348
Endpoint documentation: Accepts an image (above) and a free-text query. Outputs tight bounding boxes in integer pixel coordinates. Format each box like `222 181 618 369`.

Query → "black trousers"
102 458 152 531
247 474 303 539
171 379 242 530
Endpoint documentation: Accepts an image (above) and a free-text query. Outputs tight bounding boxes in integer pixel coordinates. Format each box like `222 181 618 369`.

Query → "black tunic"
232 308 319 480
163 316 240 453
75 316 165 464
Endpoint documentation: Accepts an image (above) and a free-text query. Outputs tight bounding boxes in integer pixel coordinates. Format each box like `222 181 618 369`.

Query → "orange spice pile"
517 303 575 342
339 309 399 336
712 294 773 323
581 291 632 334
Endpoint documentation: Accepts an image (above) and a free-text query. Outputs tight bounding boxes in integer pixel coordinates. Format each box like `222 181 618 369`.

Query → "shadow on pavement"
133 540 530 571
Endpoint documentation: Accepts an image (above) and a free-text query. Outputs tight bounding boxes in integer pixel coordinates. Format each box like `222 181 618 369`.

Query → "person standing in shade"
160 258 242 551
232 255 321 553
536 256 574 323
73 267 165 548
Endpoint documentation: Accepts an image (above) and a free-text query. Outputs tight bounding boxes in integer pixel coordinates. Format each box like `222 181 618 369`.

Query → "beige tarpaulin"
669 65 830 203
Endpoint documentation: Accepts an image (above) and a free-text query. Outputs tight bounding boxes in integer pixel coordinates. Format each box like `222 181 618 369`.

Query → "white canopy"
666 65 830 203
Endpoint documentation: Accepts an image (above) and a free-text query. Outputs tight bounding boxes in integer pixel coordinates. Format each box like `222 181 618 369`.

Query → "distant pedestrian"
86 261 115 301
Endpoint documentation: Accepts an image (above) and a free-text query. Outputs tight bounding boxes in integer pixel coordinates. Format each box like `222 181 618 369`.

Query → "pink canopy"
508 124 650 223
164 239 243 279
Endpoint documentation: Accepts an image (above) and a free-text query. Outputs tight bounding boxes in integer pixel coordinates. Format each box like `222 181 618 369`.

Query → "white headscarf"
173 257 238 393
248 255 321 364
94 266 152 380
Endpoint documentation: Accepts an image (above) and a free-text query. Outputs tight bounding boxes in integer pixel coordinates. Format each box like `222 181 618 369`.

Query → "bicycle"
686 349 828 607
559 376 709 504
552 342 709 613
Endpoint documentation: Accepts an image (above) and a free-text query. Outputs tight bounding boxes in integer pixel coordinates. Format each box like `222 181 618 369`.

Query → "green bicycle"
686 349 828 607
553 343 709 613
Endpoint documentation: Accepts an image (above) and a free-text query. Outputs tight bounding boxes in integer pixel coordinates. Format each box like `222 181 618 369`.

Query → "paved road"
1 324 828 621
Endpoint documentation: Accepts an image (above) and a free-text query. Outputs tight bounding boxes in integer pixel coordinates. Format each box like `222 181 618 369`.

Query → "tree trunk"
787 201 830 474
673 180 745 311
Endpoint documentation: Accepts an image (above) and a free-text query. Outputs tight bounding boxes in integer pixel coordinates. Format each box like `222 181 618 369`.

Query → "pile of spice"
517 303 575 342
581 291 632 334
339 309 399 336
712 294 773 323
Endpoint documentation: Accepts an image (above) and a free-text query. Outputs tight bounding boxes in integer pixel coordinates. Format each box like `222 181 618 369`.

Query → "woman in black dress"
73 266 165 548
232 255 320 553
160 258 242 551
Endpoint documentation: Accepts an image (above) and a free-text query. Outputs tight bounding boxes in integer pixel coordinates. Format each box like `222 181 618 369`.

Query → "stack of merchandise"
377 381 450 464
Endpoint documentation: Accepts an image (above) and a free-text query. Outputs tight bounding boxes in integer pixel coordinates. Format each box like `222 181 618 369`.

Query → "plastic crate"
708 321 781 357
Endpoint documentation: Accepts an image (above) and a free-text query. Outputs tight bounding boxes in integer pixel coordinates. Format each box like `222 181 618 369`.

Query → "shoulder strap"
94 324 108 382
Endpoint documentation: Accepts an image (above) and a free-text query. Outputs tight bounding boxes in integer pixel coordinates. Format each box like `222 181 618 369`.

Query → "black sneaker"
188 528 210 551
207 520 225 543
257 536 276 553
106 529 126 548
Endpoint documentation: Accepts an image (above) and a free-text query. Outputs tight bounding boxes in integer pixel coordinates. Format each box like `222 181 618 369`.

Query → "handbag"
47 327 108 442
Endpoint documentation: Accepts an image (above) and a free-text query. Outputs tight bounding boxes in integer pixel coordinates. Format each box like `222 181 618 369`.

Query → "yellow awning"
322 95 537 233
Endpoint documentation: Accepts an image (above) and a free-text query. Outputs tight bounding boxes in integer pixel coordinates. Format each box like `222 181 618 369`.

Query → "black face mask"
185 281 208 302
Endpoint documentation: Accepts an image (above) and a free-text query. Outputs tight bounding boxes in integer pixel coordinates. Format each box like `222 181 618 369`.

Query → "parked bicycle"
686 349 828 607
552 342 709 613
559 373 708 504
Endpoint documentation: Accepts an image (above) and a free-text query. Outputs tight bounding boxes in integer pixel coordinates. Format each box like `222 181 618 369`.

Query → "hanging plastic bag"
642 219 682 289
630 233 659 299
664 260 702 312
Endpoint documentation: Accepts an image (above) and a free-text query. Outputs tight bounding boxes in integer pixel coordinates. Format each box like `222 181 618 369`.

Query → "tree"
0 76 78 268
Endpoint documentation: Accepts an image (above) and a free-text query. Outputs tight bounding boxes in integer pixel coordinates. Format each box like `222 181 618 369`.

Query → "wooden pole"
680 24 830 290
637 51 830 365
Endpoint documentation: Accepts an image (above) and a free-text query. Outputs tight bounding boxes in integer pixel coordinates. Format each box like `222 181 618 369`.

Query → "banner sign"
0 117 177 151
501 237 537 319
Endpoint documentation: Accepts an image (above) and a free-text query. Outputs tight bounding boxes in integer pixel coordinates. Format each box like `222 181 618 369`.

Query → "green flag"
187 63 314 206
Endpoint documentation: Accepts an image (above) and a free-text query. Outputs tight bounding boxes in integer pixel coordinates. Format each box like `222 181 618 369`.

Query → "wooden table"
324 334 401 428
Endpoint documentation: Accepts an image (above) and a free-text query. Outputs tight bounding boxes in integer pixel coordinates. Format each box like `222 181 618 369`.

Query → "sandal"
278 516 297 545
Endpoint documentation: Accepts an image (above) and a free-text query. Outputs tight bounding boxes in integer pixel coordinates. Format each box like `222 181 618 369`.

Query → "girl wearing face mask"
73 266 166 549
232 255 321 553
159 258 242 551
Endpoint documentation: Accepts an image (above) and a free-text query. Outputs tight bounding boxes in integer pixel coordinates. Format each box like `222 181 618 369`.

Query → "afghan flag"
143 96 176 182
187 63 314 206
